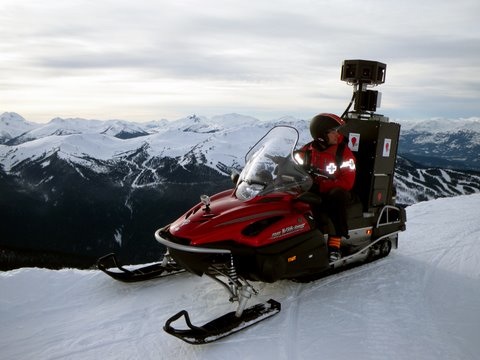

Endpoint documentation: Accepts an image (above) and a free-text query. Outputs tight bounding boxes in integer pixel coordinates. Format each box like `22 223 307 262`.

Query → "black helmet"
309 113 345 140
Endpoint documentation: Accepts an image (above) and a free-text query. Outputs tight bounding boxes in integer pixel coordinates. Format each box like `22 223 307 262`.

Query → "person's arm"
316 149 356 193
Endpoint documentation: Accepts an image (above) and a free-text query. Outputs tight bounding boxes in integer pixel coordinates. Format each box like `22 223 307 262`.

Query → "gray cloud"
1 0 479 122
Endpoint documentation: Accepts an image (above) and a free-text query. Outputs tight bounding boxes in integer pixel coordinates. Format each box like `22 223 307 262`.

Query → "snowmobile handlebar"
308 168 333 179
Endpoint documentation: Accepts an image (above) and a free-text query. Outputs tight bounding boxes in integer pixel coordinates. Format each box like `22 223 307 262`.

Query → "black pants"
312 187 351 238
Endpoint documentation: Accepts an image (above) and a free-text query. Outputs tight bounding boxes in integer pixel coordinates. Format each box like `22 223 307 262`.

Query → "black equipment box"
341 118 400 211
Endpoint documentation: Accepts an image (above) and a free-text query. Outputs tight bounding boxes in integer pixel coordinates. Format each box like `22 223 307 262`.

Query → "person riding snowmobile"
297 113 356 262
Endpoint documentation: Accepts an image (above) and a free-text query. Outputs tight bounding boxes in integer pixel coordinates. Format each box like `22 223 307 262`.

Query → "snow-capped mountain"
0 112 38 144
2 114 152 146
1 112 479 268
0 113 311 179
3 113 479 171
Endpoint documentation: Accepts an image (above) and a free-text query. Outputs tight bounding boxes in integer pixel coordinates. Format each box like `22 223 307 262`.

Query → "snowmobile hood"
168 189 306 248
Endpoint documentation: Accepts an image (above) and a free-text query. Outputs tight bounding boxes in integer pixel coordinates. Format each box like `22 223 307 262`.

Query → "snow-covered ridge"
0 112 262 143
0 112 310 173
3 113 480 143
1 111 479 175
3 112 480 138
397 116 480 134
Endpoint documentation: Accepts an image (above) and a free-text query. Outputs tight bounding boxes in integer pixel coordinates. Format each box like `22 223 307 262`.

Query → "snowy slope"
1 194 480 360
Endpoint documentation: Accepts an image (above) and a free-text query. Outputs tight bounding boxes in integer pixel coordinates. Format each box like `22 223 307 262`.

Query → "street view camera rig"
336 59 401 212
340 59 387 120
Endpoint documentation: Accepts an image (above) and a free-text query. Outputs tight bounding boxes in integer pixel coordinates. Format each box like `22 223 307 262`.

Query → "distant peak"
50 117 67 124
0 112 27 123
188 114 201 122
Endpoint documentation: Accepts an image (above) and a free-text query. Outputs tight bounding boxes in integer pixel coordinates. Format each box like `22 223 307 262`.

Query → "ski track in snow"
1 194 480 360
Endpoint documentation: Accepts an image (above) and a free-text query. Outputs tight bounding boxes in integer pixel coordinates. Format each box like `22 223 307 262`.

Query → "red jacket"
300 135 356 193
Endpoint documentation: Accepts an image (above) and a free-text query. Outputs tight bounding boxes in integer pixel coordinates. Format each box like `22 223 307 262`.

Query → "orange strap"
328 237 341 249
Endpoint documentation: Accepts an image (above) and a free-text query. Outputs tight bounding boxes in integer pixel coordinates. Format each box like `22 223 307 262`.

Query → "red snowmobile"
155 119 406 343
98 59 407 344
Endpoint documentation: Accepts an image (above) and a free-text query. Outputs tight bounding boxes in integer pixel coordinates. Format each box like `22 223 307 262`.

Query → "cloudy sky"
1 0 479 123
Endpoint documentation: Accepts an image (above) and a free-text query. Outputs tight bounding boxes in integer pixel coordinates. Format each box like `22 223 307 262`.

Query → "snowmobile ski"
164 299 281 344
97 253 184 282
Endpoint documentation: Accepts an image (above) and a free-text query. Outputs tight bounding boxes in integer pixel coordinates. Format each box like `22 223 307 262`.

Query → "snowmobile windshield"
235 126 313 201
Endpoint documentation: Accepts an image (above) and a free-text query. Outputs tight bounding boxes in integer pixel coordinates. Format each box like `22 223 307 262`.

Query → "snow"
114 229 122 246
1 193 480 359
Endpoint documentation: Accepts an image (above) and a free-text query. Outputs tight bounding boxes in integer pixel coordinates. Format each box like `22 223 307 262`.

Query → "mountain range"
1 112 480 268
397 117 480 171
